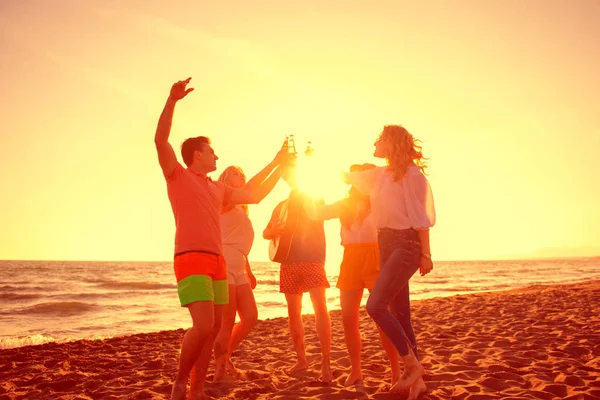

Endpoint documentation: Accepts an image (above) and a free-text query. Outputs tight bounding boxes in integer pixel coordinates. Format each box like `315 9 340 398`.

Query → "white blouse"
348 165 436 230
340 213 378 246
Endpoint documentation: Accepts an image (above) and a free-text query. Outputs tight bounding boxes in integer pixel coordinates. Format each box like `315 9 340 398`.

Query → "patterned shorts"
280 262 330 294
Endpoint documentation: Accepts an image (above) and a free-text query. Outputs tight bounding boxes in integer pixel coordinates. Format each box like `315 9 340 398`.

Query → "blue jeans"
366 228 420 357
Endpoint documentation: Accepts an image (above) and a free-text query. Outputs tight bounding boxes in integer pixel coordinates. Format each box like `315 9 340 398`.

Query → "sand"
1 280 599 399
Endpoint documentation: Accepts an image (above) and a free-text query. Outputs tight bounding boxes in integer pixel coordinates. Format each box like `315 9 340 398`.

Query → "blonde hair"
378 125 427 181
218 166 249 215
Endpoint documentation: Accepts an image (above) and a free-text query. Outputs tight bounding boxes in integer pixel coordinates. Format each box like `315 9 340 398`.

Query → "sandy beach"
1 280 599 400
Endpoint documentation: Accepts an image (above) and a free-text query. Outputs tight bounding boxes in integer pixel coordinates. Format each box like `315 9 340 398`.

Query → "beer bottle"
288 134 297 155
305 140 314 156
282 135 289 152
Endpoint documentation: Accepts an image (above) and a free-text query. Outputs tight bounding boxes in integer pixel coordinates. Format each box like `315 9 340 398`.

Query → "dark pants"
366 228 420 357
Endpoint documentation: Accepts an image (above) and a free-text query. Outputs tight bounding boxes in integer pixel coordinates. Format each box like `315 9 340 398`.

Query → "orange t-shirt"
165 163 233 255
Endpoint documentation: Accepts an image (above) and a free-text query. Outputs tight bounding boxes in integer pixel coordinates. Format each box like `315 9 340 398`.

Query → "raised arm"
154 78 194 178
230 164 285 205
244 144 288 191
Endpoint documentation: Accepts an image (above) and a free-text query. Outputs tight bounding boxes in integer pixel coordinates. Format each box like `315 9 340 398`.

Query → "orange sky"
1 0 599 264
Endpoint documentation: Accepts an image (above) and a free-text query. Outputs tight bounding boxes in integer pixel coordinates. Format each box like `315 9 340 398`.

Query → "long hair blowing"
379 125 427 181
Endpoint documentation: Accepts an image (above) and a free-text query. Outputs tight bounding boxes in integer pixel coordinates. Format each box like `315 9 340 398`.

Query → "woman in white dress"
213 160 281 381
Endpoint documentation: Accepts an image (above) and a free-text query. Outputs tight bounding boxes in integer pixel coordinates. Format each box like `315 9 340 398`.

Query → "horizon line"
1 255 599 264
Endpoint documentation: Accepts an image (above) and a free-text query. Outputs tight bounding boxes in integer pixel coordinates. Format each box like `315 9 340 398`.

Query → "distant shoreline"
1 254 599 263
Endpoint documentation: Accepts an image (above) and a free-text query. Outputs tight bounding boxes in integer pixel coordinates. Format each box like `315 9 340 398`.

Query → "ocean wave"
259 280 279 286
412 283 515 295
0 291 133 304
422 278 451 285
0 334 60 349
0 285 46 292
0 333 114 350
55 292 117 300
95 282 176 290
0 292 41 301
11 301 98 316
258 301 285 308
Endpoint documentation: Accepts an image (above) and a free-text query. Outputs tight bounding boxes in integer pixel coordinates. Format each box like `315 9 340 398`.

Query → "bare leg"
228 283 258 368
284 293 308 375
213 284 236 382
309 286 332 382
171 301 215 400
390 341 424 393
340 289 364 386
408 377 427 400
189 305 224 399
376 326 401 384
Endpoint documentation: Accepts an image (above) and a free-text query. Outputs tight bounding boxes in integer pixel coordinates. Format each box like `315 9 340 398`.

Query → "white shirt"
348 165 436 230
340 213 378 245
221 205 254 255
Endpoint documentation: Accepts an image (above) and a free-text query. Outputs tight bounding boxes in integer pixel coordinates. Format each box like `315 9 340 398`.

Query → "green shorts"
173 252 229 306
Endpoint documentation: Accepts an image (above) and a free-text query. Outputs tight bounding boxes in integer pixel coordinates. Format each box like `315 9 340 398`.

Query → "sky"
1 0 599 264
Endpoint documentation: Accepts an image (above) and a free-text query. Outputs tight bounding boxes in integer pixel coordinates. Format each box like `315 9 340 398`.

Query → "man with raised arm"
154 78 288 400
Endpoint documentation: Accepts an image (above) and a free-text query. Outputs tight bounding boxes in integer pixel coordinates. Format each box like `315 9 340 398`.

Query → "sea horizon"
2 254 599 263
2 257 600 350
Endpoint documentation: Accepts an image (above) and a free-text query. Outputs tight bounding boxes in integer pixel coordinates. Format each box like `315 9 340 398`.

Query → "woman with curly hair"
345 125 436 399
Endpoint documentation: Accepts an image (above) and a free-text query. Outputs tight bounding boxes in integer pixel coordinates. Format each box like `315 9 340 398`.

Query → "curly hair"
378 125 427 181
218 165 248 215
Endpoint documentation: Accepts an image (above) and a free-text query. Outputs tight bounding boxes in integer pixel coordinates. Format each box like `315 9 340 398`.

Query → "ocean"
1 257 599 350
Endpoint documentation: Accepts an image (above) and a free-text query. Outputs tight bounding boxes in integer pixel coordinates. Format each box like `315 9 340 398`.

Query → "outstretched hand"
169 78 194 101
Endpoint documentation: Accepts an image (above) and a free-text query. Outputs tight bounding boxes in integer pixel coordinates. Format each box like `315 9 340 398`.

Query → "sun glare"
295 151 347 202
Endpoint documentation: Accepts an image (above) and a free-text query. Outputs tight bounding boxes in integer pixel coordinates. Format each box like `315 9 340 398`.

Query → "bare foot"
213 364 227 383
321 362 333 383
343 370 363 386
286 360 309 376
171 380 187 400
408 377 427 400
226 359 242 378
390 363 424 393
188 391 210 400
